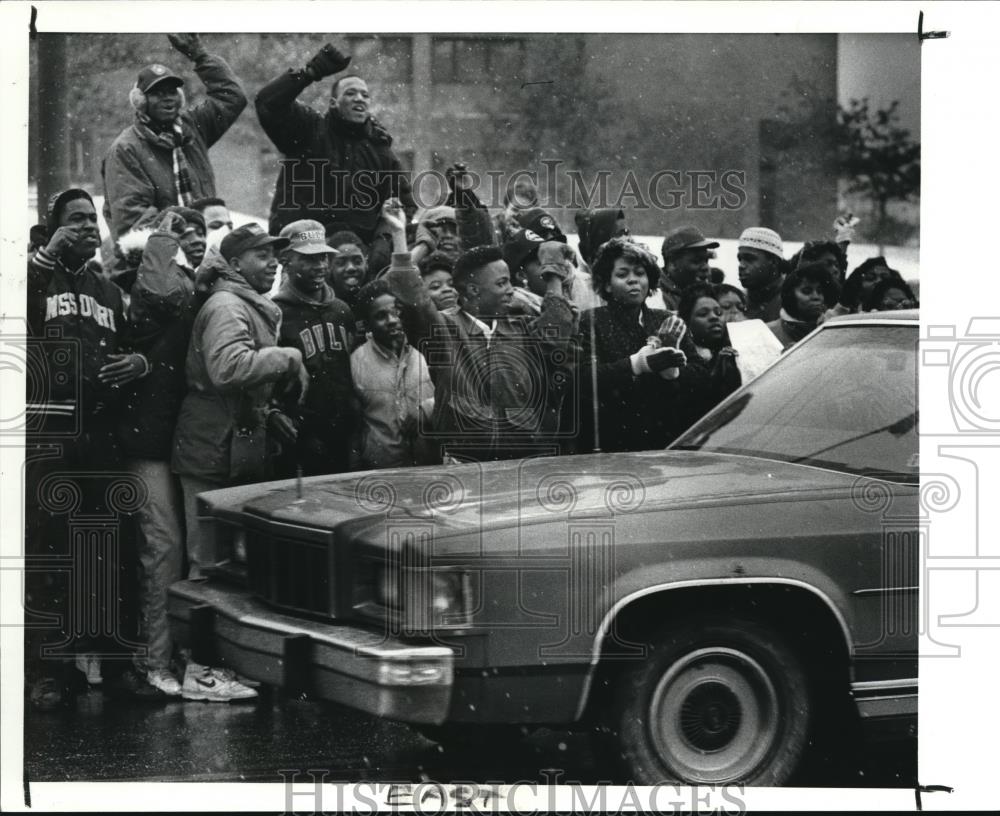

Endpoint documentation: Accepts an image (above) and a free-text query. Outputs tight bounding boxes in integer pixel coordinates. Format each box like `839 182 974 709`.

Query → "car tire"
608 616 811 786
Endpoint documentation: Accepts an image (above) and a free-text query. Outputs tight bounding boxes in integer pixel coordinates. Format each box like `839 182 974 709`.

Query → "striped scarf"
170 122 194 207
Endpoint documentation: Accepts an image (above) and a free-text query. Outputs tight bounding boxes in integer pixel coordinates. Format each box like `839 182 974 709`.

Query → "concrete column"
36 34 71 222
411 35 433 174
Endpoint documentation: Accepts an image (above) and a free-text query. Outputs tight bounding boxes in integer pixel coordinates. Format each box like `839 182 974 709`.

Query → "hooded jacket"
574 208 623 267
171 268 300 483
271 279 356 438
101 53 247 238
255 69 416 241
118 229 205 460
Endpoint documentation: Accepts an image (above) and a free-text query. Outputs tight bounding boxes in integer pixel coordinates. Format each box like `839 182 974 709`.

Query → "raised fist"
380 197 408 234
306 43 352 80
167 34 206 61
45 225 82 257
538 241 576 281
446 162 473 193
154 209 188 237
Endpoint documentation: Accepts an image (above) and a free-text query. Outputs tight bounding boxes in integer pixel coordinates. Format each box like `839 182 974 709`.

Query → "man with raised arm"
380 200 578 463
255 41 416 242
102 34 247 239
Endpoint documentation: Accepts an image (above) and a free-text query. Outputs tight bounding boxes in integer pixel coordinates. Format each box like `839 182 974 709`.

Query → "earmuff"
129 85 186 116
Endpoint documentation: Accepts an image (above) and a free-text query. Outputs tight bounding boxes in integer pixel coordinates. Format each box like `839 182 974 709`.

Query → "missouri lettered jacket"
27 248 135 424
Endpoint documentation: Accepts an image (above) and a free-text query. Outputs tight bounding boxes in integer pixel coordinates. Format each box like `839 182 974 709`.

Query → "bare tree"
837 98 920 246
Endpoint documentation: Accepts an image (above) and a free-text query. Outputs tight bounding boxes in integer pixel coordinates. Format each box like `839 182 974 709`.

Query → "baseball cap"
220 223 289 262
279 219 340 255
518 208 566 242
136 63 185 94
417 205 457 227
738 227 784 258
661 225 720 259
502 229 546 274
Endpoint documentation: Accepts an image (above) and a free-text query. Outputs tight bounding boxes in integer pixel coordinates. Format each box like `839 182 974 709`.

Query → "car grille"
245 528 332 616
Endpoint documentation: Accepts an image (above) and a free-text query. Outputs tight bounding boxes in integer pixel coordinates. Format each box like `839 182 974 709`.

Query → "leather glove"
538 241 576 282
648 347 687 373
153 209 187 237
445 162 471 192
305 43 351 80
266 409 299 447
167 34 207 61
655 314 687 348
631 344 685 376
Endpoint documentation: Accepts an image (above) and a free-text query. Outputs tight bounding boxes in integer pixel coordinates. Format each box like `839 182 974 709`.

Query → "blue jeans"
127 459 184 671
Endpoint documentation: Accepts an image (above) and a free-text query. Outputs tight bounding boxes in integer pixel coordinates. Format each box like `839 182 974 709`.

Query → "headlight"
403 568 476 630
231 528 247 564
430 571 468 620
376 567 401 609
206 520 247 569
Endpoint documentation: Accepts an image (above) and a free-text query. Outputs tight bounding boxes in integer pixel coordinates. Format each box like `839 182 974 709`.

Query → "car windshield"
672 323 918 483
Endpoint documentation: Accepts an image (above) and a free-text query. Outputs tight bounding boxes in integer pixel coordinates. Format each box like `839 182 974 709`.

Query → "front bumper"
168 579 454 724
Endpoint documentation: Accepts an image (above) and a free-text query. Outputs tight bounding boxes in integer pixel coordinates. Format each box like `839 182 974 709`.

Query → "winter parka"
101 53 247 238
171 268 300 483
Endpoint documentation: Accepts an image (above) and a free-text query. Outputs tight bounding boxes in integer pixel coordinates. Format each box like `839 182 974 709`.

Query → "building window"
345 35 413 83
431 37 525 84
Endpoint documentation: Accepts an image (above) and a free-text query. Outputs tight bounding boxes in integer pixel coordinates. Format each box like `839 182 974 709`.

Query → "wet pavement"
24 685 915 787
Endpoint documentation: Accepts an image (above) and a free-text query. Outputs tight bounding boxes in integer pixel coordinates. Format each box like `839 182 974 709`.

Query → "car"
168 310 918 785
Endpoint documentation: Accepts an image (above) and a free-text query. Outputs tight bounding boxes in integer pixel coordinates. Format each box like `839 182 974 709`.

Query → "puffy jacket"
101 53 247 238
256 69 416 241
171 269 300 483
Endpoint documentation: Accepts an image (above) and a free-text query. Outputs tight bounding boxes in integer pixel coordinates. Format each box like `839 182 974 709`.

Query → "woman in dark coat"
576 238 696 452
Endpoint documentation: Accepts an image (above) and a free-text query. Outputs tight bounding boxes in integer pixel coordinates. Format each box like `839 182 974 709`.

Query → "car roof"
824 309 919 324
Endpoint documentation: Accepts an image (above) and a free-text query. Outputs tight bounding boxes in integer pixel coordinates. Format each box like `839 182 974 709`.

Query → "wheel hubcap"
679 682 742 750
648 647 780 783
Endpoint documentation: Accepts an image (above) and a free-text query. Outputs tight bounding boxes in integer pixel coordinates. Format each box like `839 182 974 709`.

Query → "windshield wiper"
789 411 918 465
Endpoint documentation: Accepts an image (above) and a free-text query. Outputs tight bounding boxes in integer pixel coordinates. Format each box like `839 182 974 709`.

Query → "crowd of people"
25 35 918 709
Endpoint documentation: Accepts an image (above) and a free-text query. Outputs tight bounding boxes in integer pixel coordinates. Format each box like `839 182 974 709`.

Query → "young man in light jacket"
171 223 306 702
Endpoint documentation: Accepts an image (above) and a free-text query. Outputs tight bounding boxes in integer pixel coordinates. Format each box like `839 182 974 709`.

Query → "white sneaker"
181 664 258 702
216 667 261 688
147 668 182 697
75 653 102 685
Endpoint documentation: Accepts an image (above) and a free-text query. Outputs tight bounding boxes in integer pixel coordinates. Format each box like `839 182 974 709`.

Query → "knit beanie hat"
738 226 784 259
46 188 94 235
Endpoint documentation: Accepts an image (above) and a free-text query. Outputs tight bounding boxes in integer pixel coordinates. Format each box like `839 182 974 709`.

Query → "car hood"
203 450 864 537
